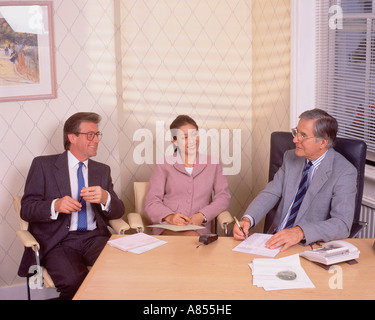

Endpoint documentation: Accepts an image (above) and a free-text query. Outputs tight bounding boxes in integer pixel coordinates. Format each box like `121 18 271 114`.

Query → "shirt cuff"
242 214 255 228
51 199 59 220
101 191 111 211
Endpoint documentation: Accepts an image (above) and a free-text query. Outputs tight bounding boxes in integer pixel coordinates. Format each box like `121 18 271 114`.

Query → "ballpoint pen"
234 216 248 239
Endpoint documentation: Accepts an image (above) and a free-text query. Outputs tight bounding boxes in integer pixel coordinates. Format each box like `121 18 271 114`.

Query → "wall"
117 0 290 232
0 0 290 291
0 0 121 288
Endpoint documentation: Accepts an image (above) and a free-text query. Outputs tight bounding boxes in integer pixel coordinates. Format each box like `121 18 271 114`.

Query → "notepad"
147 223 205 232
107 233 166 254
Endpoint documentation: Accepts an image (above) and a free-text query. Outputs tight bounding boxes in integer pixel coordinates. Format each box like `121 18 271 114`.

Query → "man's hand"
54 196 81 214
233 217 251 240
80 186 108 206
266 226 305 252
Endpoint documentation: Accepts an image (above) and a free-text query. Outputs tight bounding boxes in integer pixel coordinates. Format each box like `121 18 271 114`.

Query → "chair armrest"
108 218 130 235
16 230 40 251
216 211 234 229
127 213 145 233
349 221 368 238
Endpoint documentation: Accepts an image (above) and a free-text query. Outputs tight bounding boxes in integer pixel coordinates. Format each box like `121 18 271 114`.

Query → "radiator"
358 197 375 238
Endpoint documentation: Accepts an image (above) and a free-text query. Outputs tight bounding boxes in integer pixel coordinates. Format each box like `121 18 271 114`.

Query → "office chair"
127 182 234 236
14 195 130 299
264 132 367 238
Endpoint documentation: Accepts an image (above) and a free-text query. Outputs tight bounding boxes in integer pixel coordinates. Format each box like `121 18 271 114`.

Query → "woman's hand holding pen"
163 213 190 226
189 212 205 226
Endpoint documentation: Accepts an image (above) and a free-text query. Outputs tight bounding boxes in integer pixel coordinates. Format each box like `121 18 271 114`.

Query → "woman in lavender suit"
144 115 231 236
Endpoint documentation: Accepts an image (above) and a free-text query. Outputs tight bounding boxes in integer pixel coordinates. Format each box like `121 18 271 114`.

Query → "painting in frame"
0 1 56 102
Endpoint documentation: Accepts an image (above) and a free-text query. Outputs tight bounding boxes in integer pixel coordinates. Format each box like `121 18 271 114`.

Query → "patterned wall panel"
0 0 121 287
0 0 290 289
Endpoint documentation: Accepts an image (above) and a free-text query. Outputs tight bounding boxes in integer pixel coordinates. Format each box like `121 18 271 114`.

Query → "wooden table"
74 236 375 300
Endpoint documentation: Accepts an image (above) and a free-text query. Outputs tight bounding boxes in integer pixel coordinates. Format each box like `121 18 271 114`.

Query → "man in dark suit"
18 112 125 299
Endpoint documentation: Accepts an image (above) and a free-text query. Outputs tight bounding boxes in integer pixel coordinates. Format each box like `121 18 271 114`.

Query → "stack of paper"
107 233 167 254
249 254 315 291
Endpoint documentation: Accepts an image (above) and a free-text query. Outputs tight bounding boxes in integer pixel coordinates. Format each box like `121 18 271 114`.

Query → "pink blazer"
144 153 231 234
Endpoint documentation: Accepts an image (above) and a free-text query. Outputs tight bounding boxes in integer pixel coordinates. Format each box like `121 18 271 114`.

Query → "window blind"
316 0 375 155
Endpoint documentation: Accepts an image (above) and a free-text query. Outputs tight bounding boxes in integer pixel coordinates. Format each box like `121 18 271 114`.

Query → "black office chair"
264 131 367 238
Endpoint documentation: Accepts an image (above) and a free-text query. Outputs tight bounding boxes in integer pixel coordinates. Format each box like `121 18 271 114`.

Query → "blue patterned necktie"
77 162 87 231
285 161 313 229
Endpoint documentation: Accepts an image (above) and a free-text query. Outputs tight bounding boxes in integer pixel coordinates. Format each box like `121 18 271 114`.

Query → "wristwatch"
202 213 207 223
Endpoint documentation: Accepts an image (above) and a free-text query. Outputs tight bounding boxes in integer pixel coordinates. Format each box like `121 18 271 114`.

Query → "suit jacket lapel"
192 153 207 177
54 151 71 197
295 149 334 224
172 153 207 177
88 160 101 186
282 157 305 215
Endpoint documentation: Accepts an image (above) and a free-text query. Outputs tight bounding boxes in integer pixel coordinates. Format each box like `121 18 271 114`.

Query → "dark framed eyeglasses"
75 131 103 141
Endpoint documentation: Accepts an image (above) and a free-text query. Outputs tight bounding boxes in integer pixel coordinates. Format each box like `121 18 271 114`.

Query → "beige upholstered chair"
14 195 129 298
127 182 234 236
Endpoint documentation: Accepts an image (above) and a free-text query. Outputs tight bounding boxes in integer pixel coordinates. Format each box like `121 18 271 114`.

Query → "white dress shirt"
50 151 111 231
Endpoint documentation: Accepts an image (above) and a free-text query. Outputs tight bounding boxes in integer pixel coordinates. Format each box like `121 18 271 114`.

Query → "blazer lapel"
282 157 305 214
88 160 102 186
172 153 207 177
295 149 334 224
191 153 207 178
54 151 71 197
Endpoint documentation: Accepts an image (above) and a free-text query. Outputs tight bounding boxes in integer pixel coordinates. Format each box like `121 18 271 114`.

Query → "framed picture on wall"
0 1 56 102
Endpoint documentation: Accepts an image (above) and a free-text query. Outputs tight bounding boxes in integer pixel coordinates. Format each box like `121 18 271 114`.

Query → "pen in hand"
234 216 248 240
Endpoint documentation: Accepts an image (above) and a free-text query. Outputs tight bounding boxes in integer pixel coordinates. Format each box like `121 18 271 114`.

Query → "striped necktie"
285 161 313 229
77 162 87 231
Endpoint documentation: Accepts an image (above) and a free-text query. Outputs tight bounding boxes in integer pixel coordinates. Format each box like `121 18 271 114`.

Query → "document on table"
249 254 315 291
232 233 281 257
107 233 167 254
147 223 205 232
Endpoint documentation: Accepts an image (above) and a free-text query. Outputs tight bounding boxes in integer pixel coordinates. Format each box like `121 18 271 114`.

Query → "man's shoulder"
330 148 357 172
88 158 110 170
32 152 65 165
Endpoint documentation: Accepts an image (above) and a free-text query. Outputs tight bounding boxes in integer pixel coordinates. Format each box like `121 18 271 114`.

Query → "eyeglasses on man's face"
75 131 103 141
291 128 314 141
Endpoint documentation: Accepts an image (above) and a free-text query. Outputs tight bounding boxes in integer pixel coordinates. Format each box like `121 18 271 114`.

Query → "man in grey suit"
234 109 357 252
18 112 125 299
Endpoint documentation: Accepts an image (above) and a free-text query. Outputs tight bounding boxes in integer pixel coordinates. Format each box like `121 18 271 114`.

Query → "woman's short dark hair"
169 115 199 153
63 112 101 150
299 108 338 148
169 115 199 141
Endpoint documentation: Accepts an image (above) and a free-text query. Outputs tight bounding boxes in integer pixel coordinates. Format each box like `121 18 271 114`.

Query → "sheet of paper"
129 239 167 254
249 254 315 291
147 223 205 232
107 233 166 253
232 233 281 257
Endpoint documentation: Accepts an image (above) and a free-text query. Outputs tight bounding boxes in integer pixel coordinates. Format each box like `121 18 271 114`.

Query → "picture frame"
0 1 56 102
